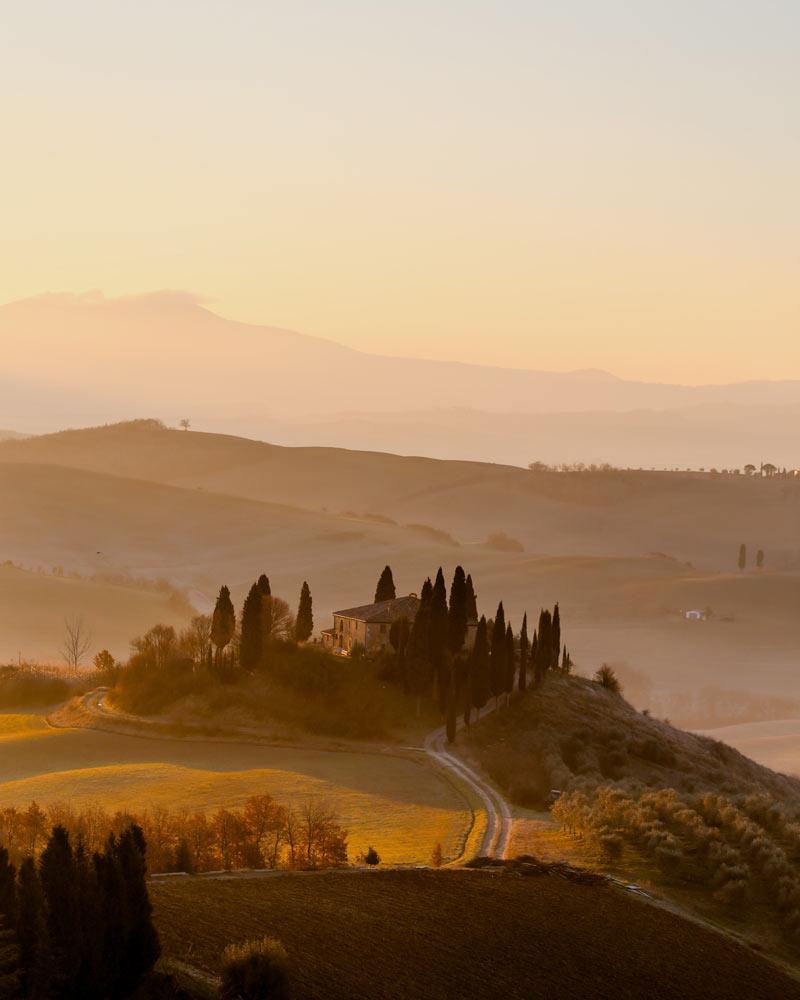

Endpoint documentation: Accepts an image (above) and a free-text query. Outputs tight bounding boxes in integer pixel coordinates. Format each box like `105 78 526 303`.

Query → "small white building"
685 609 706 621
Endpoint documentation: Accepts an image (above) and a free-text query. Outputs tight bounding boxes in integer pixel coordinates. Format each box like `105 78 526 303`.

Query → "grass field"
0 712 477 865
150 869 800 1000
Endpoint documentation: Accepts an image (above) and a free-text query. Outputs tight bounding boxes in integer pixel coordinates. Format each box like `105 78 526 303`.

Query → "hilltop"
462 674 800 959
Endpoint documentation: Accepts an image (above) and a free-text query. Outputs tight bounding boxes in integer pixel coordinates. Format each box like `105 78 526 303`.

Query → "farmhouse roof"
334 595 421 623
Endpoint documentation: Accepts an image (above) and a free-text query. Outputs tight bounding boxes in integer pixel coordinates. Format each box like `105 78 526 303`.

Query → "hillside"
2 425 800 723
2 420 799 570
0 563 194 662
151 868 800 1000
462 674 800 959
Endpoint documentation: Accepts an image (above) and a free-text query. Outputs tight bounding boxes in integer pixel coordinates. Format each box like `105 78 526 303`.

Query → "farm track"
65 688 514 862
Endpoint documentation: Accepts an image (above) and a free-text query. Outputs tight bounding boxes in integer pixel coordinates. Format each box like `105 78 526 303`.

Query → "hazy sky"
2 1 798 383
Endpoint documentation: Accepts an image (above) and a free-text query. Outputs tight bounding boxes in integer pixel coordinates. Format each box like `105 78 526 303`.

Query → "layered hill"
1 422 799 720
2 291 799 466
2 420 799 570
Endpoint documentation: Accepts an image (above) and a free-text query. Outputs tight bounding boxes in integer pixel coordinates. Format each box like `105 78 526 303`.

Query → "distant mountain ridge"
1 291 797 465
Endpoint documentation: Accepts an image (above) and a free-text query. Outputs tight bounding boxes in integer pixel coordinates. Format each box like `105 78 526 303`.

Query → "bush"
595 664 621 694
220 937 290 1000
364 846 380 867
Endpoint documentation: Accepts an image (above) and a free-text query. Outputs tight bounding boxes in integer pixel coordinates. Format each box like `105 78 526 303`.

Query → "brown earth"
151 868 800 1000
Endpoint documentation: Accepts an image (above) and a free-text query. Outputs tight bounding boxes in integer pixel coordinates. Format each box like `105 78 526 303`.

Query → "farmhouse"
321 594 478 655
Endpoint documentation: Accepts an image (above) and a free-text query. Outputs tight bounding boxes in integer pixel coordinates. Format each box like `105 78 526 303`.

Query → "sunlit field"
0 709 477 866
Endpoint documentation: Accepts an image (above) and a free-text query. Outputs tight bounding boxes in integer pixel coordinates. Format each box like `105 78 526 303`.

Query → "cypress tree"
489 602 506 708
74 837 102 999
94 841 127 997
531 629 538 684
518 613 529 692
0 850 15 928
534 609 552 685
756 549 764 568
505 622 515 699
551 603 561 669
431 568 450 714
407 580 433 715
465 574 478 621
295 581 313 642
447 566 468 654
257 574 271 596
239 581 264 670
374 566 396 602
470 616 490 713
39 825 82 998
211 585 236 653
16 858 49 1000
114 825 160 991
738 543 746 570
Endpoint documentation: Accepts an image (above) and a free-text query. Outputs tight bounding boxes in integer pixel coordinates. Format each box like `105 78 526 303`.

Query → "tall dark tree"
295 582 313 642
534 608 552 685
0 850 15 929
489 602 506 708
530 629 538 683
374 566 396 603
257 574 271 596
518 613 529 692
551 602 561 670
469 616 490 714
16 858 49 1000
738 543 747 570
756 549 765 568
239 581 264 670
39 826 82 998
113 826 161 991
465 574 478 621
0 920 21 1000
211 585 236 653
447 566 468 654
389 615 411 694
73 838 101 999
407 580 433 715
430 568 450 714
504 622 515 699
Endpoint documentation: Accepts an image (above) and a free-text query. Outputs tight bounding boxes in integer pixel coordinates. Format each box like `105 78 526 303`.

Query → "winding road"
73 687 515 862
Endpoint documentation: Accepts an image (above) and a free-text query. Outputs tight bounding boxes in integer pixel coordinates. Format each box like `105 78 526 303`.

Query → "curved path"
424 718 512 859
71 688 515 862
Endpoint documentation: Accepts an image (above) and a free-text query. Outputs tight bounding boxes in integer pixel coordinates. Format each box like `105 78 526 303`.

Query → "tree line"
0 823 159 999
0 796 348 877
376 564 569 742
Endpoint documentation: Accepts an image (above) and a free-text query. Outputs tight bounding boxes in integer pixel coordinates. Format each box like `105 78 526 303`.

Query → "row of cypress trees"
378 563 567 741
0 825 160 999
209 574 315 672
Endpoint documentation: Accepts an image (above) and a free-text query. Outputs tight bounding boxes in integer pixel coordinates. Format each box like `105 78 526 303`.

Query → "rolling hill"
2 422 800 719
2 291 799 466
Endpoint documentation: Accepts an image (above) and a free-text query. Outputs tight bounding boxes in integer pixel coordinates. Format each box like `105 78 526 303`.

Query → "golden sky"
2 1 798 383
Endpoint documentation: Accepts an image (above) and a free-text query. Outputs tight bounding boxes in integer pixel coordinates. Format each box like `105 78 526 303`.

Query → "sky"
1 0 798 383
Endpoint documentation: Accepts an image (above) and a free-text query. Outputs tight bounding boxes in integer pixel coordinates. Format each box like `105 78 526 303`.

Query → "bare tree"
261 596 295 643
130 623 178 668
179 418 191 431
60 615 91 672
179 614 213 664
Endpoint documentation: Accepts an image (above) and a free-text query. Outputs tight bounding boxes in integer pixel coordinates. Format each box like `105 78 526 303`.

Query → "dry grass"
150 869 800 1000
0 716 473 866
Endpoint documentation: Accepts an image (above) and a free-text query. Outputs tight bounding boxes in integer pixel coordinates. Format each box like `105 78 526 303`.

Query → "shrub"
594 665 621 694
364 846 380 867
220 937 290 1000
